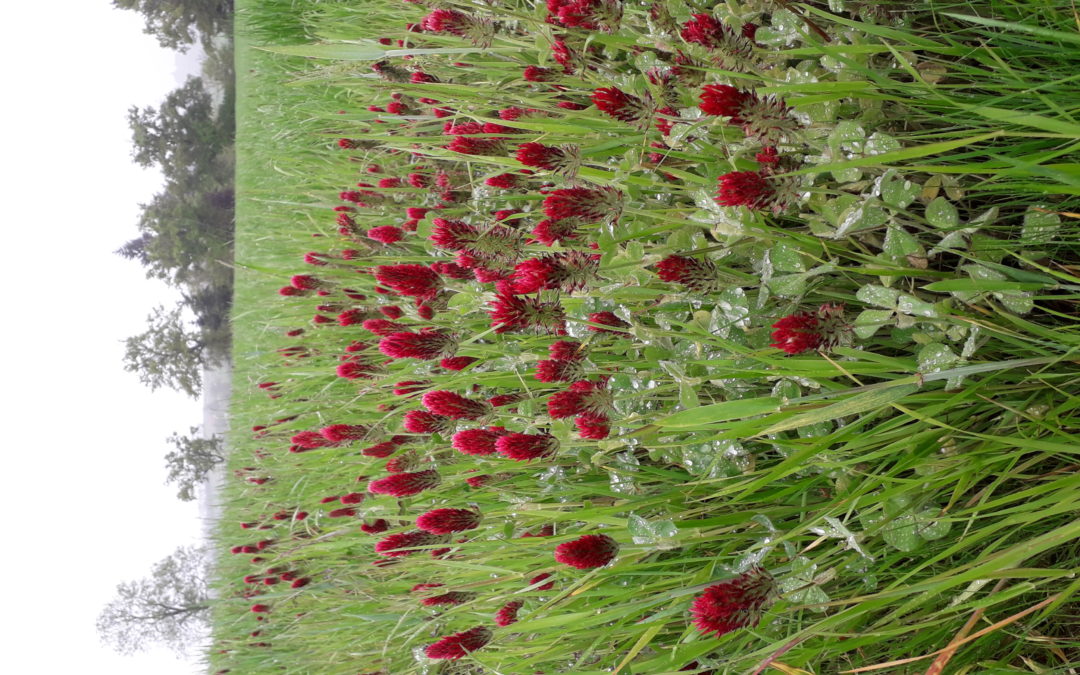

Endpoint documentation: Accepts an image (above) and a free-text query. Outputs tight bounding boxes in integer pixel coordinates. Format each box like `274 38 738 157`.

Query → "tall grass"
213 1 1080 673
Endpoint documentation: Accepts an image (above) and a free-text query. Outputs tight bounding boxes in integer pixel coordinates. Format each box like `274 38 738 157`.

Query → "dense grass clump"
213 1 1080 673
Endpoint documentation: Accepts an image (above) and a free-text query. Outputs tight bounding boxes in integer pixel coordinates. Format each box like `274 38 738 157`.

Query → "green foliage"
127 76 230 180
122 305 209 398
165 426 225 501
96 545 211 655
113 0 234 52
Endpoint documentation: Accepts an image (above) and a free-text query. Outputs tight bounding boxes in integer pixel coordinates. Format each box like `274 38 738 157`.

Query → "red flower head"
536 358 585 383
334 308 371 326
443 121 484 136
486 172 525 190
529 572 555 591
320 424 369 443
368 469 442 497
699 86 795 143
422 9 476 36
374 264 442 299
554 533 619 569
422 591 477 607
251 604 270 613
549 340 586 361
690 566 776 637
362 441 399 458
375 530 442 557
680 13 732 48
511 251 600 294
698 84 751 121
495 432 559 461
380 305 404 319
655 255 723 293
379 331 457 360
422 391 494 421
516 142 578 173
551 37 580 73
386 452 421 473
591 87 651 125
679 13 755 68
393 381 429 397
440 356 478 371
488 393 524 408
336 359 378 380
429 218 480 251
523 65 557 82
530 218 582 246
770 303 849 354
543 186 624 223
340 492 365 505
360 519 390 533
430 261 472 279
367 225 404 244
451 428 508 456
465 474 492 488
411 583 444 593
361 318 399 336
575 412 610 439
556 0 623 31
424 626 493 660
448 135 507 156
587 311 630 333
488 293 567 334
403 410 454 435
290 274 329 291
495 600 523 626
291 431 334 449
547 379 613 419
328 507 359 518
716 170 791 213
417 508 481 534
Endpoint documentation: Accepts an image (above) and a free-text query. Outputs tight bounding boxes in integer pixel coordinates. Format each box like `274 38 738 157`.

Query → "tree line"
99 1 235 658
117 0 236 400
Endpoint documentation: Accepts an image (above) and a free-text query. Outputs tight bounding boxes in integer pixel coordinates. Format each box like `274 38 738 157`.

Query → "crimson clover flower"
374 530 443 557
554 533 619 569
416 508 482 534
770 303 850 354
368 469 442 497
424 626 493 660
689 566 776 638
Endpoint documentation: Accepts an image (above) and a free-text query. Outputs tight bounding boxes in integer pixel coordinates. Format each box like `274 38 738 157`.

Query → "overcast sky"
0 2 215 672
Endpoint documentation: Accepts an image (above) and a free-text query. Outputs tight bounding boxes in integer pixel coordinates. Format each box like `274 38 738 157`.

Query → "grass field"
214 1 1080 673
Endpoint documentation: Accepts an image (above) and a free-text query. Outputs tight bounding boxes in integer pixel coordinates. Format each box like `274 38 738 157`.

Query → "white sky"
0 2 214 672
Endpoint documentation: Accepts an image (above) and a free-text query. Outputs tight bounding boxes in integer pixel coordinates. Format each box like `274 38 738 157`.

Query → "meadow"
214 1 1080 672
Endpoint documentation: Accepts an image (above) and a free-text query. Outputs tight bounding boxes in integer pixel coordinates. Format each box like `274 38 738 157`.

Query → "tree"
113 0 234 53
122 305 207 398
165 426 226 501
119 176 234 286
127 76 229 181
97 545 211 655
